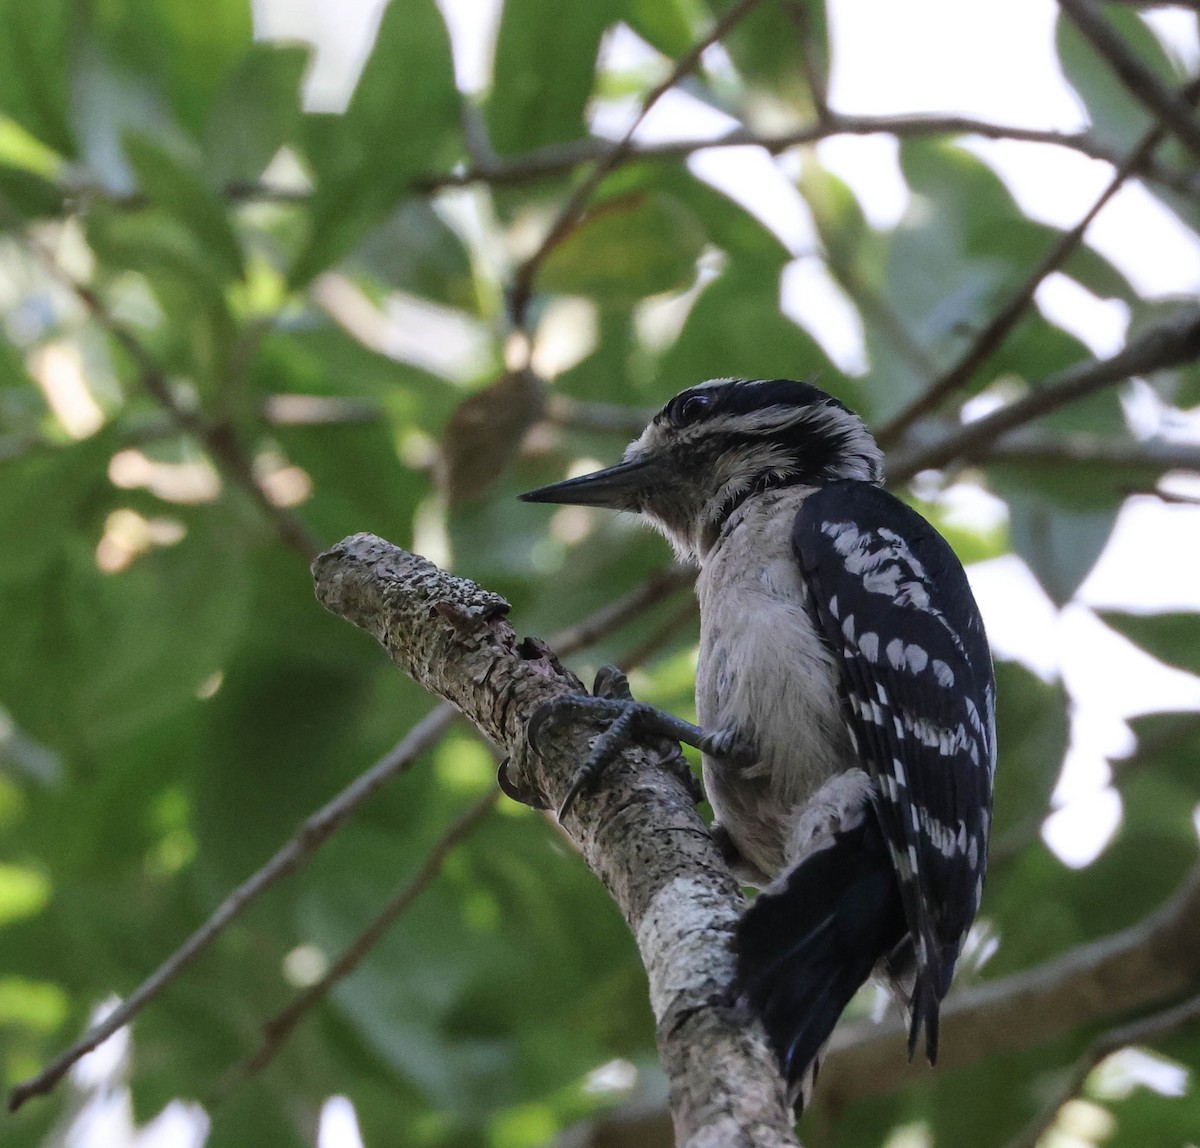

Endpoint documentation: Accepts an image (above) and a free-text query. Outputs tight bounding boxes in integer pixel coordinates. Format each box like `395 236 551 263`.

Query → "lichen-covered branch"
311 534 798 1148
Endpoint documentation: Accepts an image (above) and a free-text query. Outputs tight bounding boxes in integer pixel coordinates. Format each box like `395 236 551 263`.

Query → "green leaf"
86 0 253 139
487 0 614 155
929 1032 1090 1148
204 43 308 185
651 162 792 268
990 660 1068 844
293 0 461 284
350 199 477 309
0 164 66 221
539 191 706 306
0 508 253 755
723 0 828 112
988 460 1127 605
1105 1081 1200 1148
801 162 867 273
124 132 244 280
0 430 117 583
0 0 73 156
620 0 695 56
659 261 858 409
1057 6 1179 152
1100 612 1200 678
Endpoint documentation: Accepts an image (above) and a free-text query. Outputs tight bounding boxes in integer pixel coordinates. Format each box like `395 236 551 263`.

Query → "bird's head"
521 377 883 562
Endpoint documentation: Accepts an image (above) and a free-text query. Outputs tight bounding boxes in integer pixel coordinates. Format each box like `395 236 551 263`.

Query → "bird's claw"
526 664 699 819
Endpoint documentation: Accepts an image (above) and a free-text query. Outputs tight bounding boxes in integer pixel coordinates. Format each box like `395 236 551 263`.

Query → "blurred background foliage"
1 0 1200 1146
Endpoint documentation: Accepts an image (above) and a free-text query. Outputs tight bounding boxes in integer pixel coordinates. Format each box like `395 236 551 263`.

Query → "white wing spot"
932 659 955 687
859 631 880 662
886 638 929 673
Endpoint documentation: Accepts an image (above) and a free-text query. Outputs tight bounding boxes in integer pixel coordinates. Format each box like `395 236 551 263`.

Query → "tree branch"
310 535 797 1146
411 114 1200 199
983 431 1200 471
8 564 691 1114
887 306 1200 481
819 860 1200 1105
1058 0 1200 163
875 76 1200 450
1003 989 1200 1148
7 704 457 1113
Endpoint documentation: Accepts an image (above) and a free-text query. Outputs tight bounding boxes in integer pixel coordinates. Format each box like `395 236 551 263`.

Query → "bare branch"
212 790 499 1097
1004 989 1200 1148
94 113 1198 209
549 566 694 655
310 535 797 1145
887 307 1200 481
428 113 1198 197
618 598 701 673
876 77 1200 450
7 704 457 1113
1058 0 1200 162
983 431 1200 471
781 0 831 121
543 393 658 436
507 0 769 330
820 860 1200 1104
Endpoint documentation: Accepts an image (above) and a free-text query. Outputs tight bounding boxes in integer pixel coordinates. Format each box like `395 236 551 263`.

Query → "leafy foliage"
1 1 1199 1146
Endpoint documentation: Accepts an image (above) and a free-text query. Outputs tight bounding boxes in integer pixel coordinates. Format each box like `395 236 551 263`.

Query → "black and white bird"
520 378 996 1105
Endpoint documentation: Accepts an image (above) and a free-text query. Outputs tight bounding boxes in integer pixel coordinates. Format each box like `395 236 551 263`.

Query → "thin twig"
413 116 1200 198
984 432 1200 470
888 307 1200 482
543 394 658 436
210 790 499 1097
7 705 457 1112
7 560 690 1113
506 0 768 330
550 566 694 655
86 114 1199 207
1003 990 1200 1148
876 76 1200 450
782 0 831 121
1058 0 1200 162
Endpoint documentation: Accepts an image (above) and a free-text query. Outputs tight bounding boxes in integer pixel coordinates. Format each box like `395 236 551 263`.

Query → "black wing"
792 481 995 1058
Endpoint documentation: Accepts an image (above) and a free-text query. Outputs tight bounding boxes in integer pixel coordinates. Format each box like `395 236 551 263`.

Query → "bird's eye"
670 393 713 426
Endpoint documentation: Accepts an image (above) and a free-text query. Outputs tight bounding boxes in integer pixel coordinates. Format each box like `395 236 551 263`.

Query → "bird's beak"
519 457 661 509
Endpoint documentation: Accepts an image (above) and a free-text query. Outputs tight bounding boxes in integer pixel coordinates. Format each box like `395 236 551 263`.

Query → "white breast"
695 488 853 879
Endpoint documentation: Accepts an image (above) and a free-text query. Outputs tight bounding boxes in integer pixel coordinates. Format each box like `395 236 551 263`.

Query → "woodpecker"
520 377 996 1105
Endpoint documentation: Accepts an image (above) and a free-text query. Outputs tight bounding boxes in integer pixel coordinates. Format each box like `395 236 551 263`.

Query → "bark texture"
312 534 798 1147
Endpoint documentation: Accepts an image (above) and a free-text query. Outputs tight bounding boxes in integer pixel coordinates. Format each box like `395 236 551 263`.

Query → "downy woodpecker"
521 378 996 1104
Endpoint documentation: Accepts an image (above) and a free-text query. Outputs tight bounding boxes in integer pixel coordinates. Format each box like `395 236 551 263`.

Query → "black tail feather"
734 813 907 1102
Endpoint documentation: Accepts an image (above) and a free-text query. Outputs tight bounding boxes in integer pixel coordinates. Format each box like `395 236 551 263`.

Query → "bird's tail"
733 812 906 1106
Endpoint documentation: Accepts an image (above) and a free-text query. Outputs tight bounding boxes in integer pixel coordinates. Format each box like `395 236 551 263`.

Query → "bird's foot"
528 665 705 819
